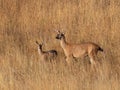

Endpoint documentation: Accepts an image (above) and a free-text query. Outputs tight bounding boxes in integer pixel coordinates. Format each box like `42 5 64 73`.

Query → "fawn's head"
36 41 43 49
55 30 65 40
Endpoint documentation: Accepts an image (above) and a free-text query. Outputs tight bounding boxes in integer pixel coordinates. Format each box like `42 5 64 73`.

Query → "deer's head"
55 30 65 40
36 41 43 49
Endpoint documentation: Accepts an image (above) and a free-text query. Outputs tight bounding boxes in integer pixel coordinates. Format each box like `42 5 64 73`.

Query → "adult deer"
36 41 57 61
55 30 103 65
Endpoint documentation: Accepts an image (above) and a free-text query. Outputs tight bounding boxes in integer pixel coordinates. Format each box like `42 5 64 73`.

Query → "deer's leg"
72 54 78 62
66 55 73 65
88 51 96 65
66 57 70 65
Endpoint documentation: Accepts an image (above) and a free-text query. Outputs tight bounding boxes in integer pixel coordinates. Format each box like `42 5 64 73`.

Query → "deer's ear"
62 32 65 35
54 30 60 33
36 41 39 44
58 30 61 34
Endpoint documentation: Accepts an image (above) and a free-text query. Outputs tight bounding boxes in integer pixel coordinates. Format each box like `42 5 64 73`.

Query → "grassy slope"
0 0 120 90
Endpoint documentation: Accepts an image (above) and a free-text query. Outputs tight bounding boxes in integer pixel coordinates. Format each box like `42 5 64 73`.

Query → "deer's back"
66 42 100 58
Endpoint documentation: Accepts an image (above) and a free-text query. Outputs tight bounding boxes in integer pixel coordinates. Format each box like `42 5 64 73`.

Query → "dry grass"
0 0 120 90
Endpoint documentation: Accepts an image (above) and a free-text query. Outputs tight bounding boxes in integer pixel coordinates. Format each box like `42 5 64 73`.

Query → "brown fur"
55 31 103 65
36 41 57 62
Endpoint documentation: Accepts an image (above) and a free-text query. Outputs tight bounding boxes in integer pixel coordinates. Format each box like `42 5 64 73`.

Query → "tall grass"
0 0 120 90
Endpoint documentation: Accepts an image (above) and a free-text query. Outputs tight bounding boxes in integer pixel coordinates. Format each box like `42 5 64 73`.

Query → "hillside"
0 0 120 90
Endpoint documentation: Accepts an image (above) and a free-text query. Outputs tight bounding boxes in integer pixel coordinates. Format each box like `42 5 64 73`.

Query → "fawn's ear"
36 41 39 45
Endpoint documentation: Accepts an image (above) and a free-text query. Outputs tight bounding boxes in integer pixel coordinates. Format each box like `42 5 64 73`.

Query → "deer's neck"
38 47 43 55
60 37 68 49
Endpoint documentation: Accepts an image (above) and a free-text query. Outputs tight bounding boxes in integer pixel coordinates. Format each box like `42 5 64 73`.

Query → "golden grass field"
0 0 120 90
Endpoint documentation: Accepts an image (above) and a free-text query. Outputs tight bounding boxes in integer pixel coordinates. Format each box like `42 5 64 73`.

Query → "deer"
55 30 103 65
36 41 57 62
